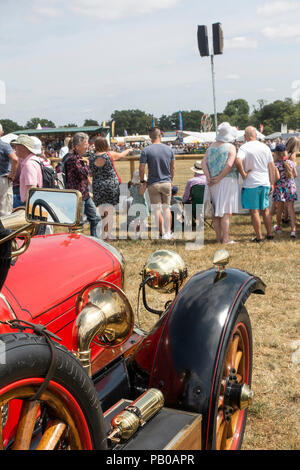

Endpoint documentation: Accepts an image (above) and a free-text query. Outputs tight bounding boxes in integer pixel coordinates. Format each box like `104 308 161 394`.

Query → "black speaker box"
197 25 209 57
212 22 224 55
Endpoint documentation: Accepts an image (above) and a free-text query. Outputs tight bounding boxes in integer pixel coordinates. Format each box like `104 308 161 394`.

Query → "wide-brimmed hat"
190 161 204 174
31 136 43 155
14 135 40 154
216 122 238 143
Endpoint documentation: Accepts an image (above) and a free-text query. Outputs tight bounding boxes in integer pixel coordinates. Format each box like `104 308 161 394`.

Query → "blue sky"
1 0 300 128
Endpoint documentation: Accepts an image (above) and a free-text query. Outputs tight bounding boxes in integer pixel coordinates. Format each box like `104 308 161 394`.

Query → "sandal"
251 237 263 243
266 235 274 240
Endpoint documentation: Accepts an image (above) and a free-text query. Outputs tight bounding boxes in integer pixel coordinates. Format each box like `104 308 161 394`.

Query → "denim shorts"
241 186 270 210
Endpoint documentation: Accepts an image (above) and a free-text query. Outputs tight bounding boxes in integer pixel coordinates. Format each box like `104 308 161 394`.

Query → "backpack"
34 159 61 189
56 154 70 188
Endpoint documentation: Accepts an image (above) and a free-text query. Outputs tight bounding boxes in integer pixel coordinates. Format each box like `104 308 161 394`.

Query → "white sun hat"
216 122 238 143
31 136 43 155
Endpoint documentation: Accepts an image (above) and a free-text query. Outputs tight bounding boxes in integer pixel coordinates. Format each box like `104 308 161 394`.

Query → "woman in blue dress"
202 122 240 245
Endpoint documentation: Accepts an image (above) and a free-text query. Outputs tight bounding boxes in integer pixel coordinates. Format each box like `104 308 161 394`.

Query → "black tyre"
0 333 107 450
206 306 253 450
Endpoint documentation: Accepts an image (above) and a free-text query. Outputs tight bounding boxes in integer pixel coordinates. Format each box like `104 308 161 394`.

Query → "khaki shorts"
148 182 172 206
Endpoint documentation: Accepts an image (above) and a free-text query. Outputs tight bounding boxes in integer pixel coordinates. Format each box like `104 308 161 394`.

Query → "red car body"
1 233 126 366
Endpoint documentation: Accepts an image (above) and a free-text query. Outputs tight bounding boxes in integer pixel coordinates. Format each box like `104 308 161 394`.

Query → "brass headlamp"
142 250 187 294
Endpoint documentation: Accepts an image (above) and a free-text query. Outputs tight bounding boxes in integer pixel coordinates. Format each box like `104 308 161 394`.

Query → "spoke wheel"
0 333 107 450
0 381 88 450
215 314 251 450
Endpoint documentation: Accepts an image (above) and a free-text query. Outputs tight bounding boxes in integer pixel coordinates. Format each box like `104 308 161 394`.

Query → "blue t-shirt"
0 140 13 176
140 143 175 186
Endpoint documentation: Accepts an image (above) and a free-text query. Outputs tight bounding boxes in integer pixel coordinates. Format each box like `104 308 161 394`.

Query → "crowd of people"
0 122 299 244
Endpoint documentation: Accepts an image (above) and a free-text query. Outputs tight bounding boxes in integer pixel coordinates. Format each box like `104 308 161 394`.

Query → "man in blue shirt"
139 128 175 239
0 125 18 216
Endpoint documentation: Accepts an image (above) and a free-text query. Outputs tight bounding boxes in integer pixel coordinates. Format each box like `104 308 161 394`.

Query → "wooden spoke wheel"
0 333 107 450
1 382 91 450
211 307 253 450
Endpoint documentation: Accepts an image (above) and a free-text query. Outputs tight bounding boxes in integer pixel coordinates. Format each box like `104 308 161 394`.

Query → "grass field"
105 158 300 450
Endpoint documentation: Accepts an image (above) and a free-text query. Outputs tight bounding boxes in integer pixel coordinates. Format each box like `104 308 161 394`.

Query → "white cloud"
31 0 61 18
225 36 258 49
257 1 300 16
262 24 300 39
225 74 240 80
34 6 61 17
69 0 182 20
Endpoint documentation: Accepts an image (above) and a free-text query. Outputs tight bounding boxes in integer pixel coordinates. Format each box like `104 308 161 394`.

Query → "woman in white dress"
202 122 239 244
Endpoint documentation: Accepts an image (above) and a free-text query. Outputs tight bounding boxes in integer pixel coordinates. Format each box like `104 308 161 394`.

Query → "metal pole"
210 54 218 132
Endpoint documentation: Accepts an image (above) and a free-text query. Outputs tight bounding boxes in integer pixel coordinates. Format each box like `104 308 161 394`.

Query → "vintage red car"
0 188 265 451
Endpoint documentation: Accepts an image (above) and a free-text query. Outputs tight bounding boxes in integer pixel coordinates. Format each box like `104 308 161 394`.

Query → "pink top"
20 154 43 202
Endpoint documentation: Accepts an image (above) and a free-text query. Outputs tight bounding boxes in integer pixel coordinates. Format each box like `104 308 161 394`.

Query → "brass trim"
72 281 134 376
213 249 230 272
25 188 82 227
0 293 17 319
107 389 164 443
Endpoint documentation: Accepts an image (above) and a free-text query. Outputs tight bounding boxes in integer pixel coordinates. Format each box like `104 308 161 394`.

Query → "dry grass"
105 158 300 451
78 158 300 450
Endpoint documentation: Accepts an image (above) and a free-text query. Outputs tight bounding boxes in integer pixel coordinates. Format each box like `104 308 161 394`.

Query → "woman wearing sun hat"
182 161 207 204
201 122 239 244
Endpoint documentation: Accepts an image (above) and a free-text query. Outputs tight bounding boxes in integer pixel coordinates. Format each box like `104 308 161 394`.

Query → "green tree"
251 98 296 134
158 114 175 132
0 119 23 134
110 109 153 135
25 118 55 129
224 99 250 117
83 119 99 126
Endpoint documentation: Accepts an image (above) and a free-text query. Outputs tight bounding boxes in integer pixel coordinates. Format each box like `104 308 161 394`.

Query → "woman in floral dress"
90 137 132 240
272 144 298 238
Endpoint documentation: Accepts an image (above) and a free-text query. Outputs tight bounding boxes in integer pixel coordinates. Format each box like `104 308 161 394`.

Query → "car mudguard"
132 267 265 448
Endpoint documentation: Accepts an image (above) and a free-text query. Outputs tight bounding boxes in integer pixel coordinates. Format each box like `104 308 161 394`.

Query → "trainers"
162 232 173 240
290 231 296 239
273 225 282 234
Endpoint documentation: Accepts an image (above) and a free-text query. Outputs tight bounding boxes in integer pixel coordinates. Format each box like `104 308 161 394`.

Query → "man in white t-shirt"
236 126 275 242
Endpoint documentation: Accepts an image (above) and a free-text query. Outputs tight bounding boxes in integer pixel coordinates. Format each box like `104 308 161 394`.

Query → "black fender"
135 267 265 448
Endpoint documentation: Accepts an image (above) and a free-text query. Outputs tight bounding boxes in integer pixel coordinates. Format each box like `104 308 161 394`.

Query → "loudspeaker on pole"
212 22 224 55
197 25 210 57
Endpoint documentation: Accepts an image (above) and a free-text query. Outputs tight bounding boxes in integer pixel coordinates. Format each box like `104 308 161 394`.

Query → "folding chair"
190 184 213 230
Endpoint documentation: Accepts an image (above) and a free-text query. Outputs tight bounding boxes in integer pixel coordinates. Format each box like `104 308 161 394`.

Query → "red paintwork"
0 233 123 361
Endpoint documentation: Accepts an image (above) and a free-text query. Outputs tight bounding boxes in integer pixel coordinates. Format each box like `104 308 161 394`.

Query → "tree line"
1 97 299 137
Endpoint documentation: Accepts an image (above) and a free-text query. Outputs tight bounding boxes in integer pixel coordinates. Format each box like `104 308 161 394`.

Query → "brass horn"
0 208 36 258
72 281 134 376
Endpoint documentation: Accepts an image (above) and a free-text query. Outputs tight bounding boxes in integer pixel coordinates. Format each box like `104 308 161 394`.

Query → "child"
127 170 149 238
272 144 298 238
170 186 184 232
281 136 300 223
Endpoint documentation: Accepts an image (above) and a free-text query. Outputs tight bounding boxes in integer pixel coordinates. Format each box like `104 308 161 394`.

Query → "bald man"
236 126 275 242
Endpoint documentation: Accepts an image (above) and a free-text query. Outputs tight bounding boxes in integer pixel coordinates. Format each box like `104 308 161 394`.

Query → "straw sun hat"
14 135 40 155
190 161 204 174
